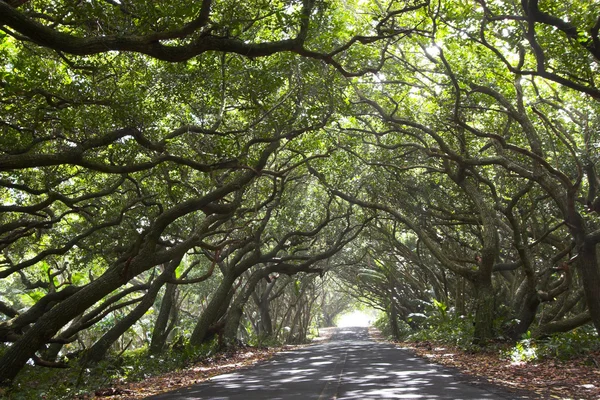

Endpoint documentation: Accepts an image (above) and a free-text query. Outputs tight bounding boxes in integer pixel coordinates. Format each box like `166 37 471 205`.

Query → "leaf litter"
402 341 600 400
89 328 337 399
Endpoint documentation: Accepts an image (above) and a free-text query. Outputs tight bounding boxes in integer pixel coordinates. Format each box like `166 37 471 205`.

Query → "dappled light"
1 0 600 397
149 327 511 399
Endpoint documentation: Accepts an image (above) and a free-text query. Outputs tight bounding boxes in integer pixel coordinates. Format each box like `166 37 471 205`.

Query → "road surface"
148 327 529 399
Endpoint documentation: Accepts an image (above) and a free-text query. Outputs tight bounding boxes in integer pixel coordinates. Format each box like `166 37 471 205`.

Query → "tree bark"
150 280 178 354
460 179 499 344
189 273 237 346
82 260 179 364
258 297 274 337
506 292 539 340
255 278 277 337
533 311 591 337
578 240 600 334
455 275 466 316
473 277 494 344
222 270 271 345
0 266 126 385
0 229 202 385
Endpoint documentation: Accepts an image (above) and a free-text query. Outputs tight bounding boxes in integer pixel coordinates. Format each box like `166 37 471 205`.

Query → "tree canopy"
1 0 600 388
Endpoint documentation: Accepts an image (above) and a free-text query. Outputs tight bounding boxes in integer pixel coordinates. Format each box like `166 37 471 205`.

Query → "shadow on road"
148 327 529 399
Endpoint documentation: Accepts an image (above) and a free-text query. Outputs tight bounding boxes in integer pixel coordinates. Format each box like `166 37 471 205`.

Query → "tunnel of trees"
1 0 600 389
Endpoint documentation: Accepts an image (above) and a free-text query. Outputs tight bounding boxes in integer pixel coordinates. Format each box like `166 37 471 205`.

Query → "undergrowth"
3 340 217 400
505 326 600 363
377 299 600 364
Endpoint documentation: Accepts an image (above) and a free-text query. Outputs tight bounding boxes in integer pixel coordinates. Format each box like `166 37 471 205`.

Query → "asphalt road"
148 327 529 399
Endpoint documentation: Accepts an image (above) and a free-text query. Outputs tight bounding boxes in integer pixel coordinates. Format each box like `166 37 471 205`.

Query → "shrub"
539 326 600 360
373 314 412 340
5 339 218 400
405 300 475 348
503 332 537 363
502 326 600 363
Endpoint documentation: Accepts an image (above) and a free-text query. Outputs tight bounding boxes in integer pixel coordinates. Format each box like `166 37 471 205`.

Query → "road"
148 327 529 399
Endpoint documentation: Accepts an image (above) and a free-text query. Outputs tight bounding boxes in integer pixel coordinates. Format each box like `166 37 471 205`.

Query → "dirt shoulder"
92 328 338 399
373 333 600 399
409 342 600 399
93 347 285 399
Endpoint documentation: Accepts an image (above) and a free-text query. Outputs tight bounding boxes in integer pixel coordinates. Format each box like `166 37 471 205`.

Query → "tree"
2 0 600 388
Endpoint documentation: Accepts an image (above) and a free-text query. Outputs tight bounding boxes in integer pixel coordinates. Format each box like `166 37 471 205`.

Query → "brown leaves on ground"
368 326 386 342
403 341 600 400
91 328 337 399
312 326 336 343
91 347 283 399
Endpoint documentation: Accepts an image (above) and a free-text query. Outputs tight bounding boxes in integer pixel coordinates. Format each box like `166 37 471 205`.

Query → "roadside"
406 342 600 400
367 329 600 400
92 346 284 399
140 326 523 400
91 327 338 399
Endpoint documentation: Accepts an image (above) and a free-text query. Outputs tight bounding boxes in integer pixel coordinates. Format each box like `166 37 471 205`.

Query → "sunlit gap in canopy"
336 309 379 327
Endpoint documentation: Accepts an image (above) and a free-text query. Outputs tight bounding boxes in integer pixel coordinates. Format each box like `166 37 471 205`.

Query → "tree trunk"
223 270 269 345
0 266 128 386
299 290 318 342
255 277 277 337
189 273 236 346
533 311 591 337
0 223 206 386
459 179 499 344
42 314 84 362
473 277 494 344
579 240 600 335
566 205 600 335
455 275 466 316
286 305 303 344
150 279 178 354
83 261 178 364
506 291 539 340
258 296 273 337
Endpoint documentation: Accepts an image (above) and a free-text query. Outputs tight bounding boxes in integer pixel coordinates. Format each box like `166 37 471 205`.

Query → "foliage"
540 327 600 361
407 301 475 348
505 334 538 363
2 0 600 388
247 334 283 348
373 313 412 340
505 325 600 363
5 340 217 400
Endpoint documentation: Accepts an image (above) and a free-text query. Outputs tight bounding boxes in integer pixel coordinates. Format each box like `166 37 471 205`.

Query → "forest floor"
383 332 600 400
403 342 600 399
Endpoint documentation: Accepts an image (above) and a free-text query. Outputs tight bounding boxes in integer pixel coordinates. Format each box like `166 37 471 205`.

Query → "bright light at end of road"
336 311 372 327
